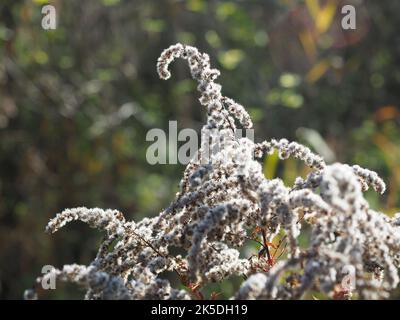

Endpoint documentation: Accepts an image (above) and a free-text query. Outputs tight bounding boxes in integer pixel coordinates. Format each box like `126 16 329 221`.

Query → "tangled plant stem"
25 44 400 300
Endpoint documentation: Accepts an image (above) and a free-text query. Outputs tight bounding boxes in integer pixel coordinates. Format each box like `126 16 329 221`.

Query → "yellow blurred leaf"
33 50 49 65
33 0 50 4
218 49 244 70
283 158 298 184
299 30 317 61
306 0 320 22
316 1 337 34
263 151 279 179
306 59 330 83
374 106 400 123
216 2 237 20
372 133 400 209
187 0 206 12
205 30 221 47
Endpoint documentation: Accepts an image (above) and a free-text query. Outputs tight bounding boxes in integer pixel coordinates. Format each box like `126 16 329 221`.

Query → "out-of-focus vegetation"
0 0 399 299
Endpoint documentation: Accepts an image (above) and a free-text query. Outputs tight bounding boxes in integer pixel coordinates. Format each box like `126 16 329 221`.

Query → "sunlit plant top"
25 44 400 300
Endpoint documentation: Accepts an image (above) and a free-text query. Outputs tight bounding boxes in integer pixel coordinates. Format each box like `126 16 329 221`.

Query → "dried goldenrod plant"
25 44 400 300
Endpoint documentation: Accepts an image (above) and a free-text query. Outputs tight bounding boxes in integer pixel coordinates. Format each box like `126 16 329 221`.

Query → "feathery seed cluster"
26 44 400 300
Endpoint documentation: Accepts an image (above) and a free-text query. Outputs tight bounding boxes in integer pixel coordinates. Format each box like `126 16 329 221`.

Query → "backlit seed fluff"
26 44 400 300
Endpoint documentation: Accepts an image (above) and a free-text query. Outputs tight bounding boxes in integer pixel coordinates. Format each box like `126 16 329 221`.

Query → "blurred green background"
0 0 399 299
